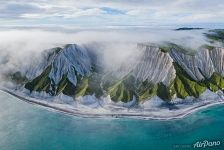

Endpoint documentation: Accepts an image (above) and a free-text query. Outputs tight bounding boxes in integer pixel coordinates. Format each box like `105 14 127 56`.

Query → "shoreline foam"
1 88 224 120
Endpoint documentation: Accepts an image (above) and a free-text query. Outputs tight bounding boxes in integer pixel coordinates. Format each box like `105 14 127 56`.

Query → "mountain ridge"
23 44 224 103
8 29 224 104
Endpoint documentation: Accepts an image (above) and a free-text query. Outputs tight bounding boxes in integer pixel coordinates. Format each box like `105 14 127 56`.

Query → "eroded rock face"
170 47 224 81
133 45 175 85
48 44 91 85
209 47 224 76
24 47 60 80
197 49 215 79
24 42 224 102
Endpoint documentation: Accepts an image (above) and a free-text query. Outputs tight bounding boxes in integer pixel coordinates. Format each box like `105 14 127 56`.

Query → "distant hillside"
175 27 204 31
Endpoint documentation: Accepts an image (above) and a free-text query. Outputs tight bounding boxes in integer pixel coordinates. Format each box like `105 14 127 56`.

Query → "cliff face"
209 47 224 76
102 45 177 102
170 47 224 81
23 41 224 103
25 47 61 80
48 44 91 86
25 44 92 96
133 45 175 85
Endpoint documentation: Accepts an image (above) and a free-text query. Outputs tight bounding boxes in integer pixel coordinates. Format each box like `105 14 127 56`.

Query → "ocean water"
0 91 224 150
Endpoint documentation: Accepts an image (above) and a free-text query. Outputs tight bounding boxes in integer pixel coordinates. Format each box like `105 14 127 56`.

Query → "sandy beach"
1 88 224 120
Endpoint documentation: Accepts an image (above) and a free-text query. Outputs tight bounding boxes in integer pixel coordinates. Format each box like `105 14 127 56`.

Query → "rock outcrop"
24 42 224 103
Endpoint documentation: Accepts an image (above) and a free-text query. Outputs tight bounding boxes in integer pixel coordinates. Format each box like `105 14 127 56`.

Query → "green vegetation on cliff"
25 61 224 103
205 29 224 44
136 81 158 101
159 42 196 54
25 65 104 99
204 73 224 90
157 82 176 101
75 78 88 97
25 66 52 93
105 75 135 102
174 76 189 99
84 73 104 98
24 42 224 103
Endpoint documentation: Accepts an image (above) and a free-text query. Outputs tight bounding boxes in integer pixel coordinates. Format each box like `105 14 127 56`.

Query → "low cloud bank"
0 28 209 82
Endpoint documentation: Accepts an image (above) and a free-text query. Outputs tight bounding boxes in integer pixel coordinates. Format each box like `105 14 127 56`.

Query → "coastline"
1 88 224 120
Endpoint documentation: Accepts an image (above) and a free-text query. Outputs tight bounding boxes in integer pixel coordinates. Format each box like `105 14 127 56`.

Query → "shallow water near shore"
0 91 224 150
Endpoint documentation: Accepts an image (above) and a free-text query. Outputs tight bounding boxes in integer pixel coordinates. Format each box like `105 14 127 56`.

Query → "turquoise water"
0 91 224 150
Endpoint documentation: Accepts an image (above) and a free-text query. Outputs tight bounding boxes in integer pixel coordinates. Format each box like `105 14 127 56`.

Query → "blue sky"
1 0 224 28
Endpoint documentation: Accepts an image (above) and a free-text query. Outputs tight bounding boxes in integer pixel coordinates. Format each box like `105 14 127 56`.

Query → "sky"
0 0 224 28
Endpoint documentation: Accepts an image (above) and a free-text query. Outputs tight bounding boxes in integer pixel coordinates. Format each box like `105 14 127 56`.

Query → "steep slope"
104 45 176 102
105 45 224 102
25 44 92 96
25 47 62 80
24 41 224 103
170 47 224 81
169 46 224 99
49 44 91 85
133 44 175 85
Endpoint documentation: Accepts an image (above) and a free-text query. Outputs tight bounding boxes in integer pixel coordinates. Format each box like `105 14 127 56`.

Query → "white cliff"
133 45 176 85
25 48 59 80
48 44 92 85
170 47 224 80
209 47 224 76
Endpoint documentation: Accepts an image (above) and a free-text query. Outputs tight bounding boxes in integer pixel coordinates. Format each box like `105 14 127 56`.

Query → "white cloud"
126 9 149 16
0 28 209 83
0 0 223 27
62 8 105 18
20 8 105 19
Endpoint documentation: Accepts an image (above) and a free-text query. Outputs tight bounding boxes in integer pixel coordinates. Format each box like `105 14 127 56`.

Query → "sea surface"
0 91 224 150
